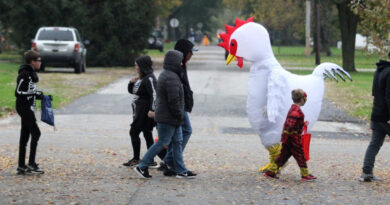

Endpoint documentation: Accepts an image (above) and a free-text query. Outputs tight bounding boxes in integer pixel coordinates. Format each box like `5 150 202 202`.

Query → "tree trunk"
305 0 311 56
336 0 359 72
320 2 332 56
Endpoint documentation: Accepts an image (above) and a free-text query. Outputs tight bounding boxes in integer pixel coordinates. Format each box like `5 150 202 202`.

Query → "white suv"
31 27 88 73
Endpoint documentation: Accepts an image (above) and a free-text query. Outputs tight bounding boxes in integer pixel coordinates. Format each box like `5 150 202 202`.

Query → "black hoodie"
15 64 42 111
128 56 157 129
174 39 194 112
371 60 390 122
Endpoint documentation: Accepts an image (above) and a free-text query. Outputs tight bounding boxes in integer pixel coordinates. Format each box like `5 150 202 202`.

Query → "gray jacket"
154 50 185 126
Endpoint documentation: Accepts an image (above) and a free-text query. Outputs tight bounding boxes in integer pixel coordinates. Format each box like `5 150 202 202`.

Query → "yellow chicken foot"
259 143 281 173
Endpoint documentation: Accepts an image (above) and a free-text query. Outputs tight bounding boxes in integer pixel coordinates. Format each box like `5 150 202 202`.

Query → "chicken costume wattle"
218 17 352 172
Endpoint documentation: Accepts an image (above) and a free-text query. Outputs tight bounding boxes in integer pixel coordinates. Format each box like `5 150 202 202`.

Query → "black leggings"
129 126 166 160
17 109 41 167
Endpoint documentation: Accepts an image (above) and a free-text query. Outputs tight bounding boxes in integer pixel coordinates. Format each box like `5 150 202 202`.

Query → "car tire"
81 58 86 73
74 62 82 74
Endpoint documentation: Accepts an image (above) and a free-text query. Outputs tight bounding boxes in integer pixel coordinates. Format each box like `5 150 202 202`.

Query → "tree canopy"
0 0 167 66
351 0 390 55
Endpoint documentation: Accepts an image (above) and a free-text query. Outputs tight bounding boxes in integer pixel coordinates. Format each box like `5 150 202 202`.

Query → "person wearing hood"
15 50 48 175
159 39 198 176
360 51 390 182
134 50 195 179
123 56 165 168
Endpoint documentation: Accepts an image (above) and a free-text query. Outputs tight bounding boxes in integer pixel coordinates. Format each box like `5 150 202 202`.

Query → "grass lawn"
274 46 382 69
324 72 373 121
0 62 131 118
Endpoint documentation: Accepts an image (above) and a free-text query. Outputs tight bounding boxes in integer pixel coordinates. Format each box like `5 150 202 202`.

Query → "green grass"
0 63 19 117
324 72 373 121
274 46 382 69
0 62 131 117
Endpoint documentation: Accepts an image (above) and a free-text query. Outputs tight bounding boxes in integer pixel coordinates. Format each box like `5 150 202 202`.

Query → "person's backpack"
41 94 55 127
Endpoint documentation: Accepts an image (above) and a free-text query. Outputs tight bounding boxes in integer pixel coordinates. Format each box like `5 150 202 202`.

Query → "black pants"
130 126 166 160
362 121 390 174
17 108 41 167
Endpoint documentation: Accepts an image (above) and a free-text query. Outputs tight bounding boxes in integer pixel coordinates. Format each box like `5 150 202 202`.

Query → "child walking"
264 89 316 182
123 56 165 168
15 50 46 175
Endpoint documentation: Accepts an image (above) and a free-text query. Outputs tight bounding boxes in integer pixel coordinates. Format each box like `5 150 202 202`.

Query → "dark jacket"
128 56 157 130
154 50 185 126
180 64 194 112
371 60 390 122
15 64 42 112
175 39 195 112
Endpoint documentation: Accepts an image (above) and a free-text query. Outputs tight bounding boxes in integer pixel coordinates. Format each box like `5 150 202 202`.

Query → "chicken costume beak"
226 54 237 65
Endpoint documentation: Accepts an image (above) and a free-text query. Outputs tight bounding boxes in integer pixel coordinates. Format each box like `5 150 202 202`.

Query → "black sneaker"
163 168 177 177
134 166 152 178
176 171 196 179
16 165 32 175
157 162 168 171
359 173 381 182
148 161 159 169
123 158 139 167
27 163 45 174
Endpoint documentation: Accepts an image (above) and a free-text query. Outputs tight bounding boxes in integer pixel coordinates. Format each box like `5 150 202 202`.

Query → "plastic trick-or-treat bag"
301 125 311 161
41 94 55 127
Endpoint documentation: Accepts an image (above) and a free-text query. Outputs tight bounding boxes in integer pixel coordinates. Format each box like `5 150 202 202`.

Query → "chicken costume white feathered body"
218 17 352 172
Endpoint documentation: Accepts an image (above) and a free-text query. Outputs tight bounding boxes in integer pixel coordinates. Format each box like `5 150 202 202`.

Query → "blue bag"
41 94 55 126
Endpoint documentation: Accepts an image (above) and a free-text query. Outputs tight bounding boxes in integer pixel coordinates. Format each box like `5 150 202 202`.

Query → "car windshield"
38 30 74 41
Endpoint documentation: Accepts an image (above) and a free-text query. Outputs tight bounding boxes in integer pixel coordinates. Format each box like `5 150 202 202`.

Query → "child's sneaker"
123 158 140 167
27 163 45 174
16 165 32 175
157 161 168 171
176 171 196 179
264 171 279 179
133 166 152 178
148 161 159 169
301 175 316 182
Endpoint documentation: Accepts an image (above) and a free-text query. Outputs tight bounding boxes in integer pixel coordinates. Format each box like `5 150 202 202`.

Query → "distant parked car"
148 30 164 52
32 27 89 73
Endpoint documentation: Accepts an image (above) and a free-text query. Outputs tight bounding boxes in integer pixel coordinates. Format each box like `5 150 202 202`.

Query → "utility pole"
314 0 321 65
305 0 311 57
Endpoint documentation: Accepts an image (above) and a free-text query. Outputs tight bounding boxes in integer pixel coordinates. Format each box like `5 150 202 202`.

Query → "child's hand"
304 121 309 126
130 77 139 83
147 111 155 118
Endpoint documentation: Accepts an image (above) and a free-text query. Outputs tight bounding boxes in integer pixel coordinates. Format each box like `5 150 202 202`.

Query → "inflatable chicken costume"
218 17 352 172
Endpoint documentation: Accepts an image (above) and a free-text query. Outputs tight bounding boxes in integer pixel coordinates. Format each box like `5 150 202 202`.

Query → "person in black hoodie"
123 56 165 167
360 51 390 182
15 50 47 175
159 39 198 176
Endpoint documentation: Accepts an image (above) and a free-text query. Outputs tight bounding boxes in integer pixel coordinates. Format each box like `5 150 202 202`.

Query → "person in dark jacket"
123 56 165 168
159 39 198 176
134 50 195 179
360 51 390 182
15 50 47 175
